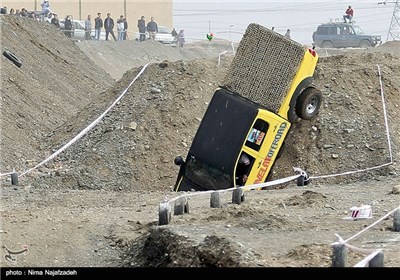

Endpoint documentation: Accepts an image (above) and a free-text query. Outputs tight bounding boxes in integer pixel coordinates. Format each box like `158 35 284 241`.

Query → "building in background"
2 0 173 39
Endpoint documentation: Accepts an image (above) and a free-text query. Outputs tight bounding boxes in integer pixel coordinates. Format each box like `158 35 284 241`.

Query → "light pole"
229 24 233 42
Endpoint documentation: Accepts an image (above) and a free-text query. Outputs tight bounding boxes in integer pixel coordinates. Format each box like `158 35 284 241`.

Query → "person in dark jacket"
64 15 73 38
94 13 103 41
146 17 158 40
137 16 146 42
104 12 117 41
123 17 128 40
50 13 60 28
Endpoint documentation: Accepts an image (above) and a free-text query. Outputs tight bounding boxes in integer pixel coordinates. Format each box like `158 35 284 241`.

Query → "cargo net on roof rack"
222 23 305 113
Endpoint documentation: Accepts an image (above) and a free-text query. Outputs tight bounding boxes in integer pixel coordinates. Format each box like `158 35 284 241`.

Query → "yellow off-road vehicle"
174 23 322 192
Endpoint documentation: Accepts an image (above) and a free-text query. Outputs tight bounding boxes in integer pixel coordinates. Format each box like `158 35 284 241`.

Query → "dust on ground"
1 15 399 268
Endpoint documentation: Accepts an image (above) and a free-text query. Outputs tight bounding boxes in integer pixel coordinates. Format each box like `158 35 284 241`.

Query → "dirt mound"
122 227 266 267
20 48 400 191
0 15 114 172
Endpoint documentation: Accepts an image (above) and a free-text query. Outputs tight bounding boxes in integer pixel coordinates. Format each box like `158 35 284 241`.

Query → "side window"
329 27 339 35
245 119 269 151
318 26 329 35
235 152 254 186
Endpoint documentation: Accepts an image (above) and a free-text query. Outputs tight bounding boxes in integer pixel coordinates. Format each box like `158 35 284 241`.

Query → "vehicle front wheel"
359 40 372 48
321 41 334 48
296 87 322 120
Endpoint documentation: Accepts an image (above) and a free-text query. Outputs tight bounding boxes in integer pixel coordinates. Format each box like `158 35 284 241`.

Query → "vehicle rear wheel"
359 40 372 48
321 41 333 48
296 87 322 120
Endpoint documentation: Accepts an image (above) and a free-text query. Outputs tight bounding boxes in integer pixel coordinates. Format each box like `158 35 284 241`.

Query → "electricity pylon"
379 0 400 41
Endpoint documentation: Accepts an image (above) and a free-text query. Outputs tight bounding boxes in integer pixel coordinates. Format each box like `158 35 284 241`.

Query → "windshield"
185 154 232 190
158 26 170 34
352 25 364 35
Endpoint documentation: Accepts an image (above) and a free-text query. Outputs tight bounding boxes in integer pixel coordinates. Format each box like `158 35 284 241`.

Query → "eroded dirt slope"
1 15 114 172
19 46 400 192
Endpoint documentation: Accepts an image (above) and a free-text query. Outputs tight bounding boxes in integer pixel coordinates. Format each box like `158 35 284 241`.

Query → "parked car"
59 18 86 41
135 25 175 44
155 26 175 44
312 21 382 48
59 18 106 41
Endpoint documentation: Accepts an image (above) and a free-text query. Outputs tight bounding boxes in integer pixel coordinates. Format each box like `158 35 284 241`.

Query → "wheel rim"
306 97 319 115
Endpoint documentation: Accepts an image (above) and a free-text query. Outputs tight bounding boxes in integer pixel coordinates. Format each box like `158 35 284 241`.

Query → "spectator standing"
178 29 185 48
40 0 52 21
117 15 125 41
123 17 128 40
64 15 73 38
137 16 146 42
51 13 60 28
85 14 92 40
9 8 15 15
15 9 20 16
104 13 117 41
45 12 53 23
20 8 28 17
94 13 103 41
343 5 354 23
146 17 158 40
28 11 37 20
171 27 178 43
284 29 291 39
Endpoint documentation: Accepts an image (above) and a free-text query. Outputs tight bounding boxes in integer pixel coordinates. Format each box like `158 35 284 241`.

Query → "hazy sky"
172 0 396 44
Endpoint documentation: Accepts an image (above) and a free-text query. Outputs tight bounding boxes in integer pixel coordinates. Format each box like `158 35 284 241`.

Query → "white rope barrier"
0 171 15 177
217 50 228 66
166 172 301 204
332 205 400 267
332 205 400 246
5 63 150 178
376 64 393 163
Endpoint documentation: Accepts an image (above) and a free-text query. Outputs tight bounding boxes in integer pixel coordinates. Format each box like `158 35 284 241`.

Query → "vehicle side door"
72 21 85 40
237 111 291 187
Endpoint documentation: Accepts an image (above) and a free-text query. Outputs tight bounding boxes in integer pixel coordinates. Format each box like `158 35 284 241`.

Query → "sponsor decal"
254 122 287 184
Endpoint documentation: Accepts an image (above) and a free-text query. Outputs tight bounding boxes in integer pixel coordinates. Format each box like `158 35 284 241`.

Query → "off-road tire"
359 40 372 48
321 41 334 48
3 50 22 68
296 87 322 120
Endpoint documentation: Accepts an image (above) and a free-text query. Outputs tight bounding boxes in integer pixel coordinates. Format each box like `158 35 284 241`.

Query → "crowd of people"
3 1 184 43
